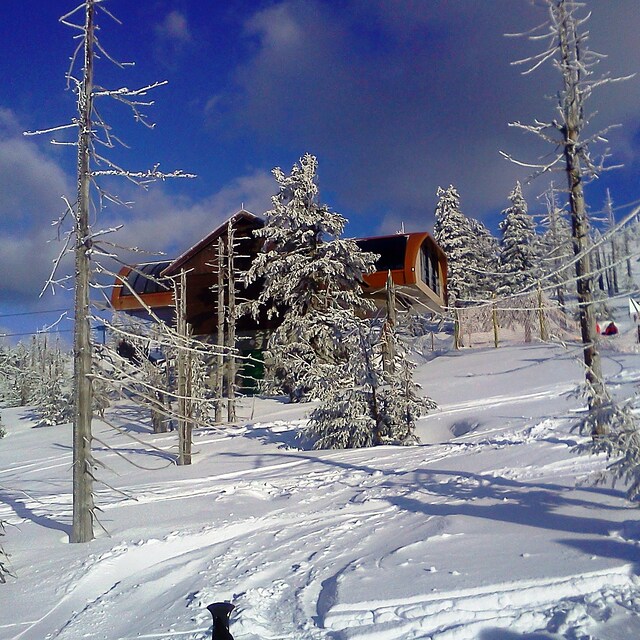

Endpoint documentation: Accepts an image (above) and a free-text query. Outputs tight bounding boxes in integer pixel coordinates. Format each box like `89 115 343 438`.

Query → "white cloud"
223 0 640 233
155 10 192 44
0 105 275 305
88 170 275 268
0 113 74 304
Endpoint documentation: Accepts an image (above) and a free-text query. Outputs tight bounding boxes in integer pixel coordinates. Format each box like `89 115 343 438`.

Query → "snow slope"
1 340 640 640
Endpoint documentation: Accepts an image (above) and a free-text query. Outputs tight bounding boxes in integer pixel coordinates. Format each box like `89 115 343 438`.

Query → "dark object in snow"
207 602 235 640
602 321 618 336
117 339 139 364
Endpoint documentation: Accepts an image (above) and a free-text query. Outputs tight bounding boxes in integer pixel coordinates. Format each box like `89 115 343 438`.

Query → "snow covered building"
110 210 447 337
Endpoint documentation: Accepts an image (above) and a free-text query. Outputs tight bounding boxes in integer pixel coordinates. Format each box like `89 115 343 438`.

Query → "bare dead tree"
382 271 397 374
226 225 237 423
25 0 194 542
209 220 246 423
540 182 571 317
176 270 193 465
502 0 633 434
215 238 225 422
604 189 619 295
0 520 15 583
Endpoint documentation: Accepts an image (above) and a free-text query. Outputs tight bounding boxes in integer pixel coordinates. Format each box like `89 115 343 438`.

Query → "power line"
0 308 70 319
0 328 74 338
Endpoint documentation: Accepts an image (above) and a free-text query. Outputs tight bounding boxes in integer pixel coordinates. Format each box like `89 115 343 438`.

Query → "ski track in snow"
322 567 640 639
2 343 640 639
431 382 577 419
9 443 639 640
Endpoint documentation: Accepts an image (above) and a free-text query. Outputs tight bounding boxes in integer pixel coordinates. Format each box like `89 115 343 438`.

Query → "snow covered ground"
1 333 640 639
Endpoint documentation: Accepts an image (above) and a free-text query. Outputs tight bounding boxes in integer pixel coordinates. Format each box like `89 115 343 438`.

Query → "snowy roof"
162 209 263 276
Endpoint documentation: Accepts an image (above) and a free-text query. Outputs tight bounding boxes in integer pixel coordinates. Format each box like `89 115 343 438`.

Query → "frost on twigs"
25 1 195 300
573 379 640 501
0 520 15 583
245 153 377 403
27 0 195 543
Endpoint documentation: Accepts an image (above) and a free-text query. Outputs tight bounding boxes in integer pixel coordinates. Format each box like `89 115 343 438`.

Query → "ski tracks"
322 567 640 639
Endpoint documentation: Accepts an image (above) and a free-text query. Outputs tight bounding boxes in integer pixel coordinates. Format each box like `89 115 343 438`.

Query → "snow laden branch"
27 0 196 543
499 0 638 438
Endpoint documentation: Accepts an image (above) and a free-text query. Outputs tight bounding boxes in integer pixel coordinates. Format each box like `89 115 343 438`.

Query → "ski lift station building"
110 210 447 341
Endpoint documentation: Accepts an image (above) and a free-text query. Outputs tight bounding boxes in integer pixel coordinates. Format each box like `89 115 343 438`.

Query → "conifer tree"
35 364 73 427
498 181 538 296
305 276 436 449
468 216 499 301
245 153 377 401
434 185 476 306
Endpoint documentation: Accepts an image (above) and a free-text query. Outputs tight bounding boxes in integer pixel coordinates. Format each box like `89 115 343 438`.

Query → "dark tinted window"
421 243 440 295
356 236 407 272
121 261 172 296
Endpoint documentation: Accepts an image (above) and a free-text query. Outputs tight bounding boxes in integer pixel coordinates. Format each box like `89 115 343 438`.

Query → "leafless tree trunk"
624 226 633 281
556 0 607 429
176 270 192 465
545 183 567 316
605 190 619 295
26 1 195 539
537 283 548 342
592 239 606 292
382 271 397 374
215 237 225 423
492 295 499 348
71 0 96 544
226 224 237 423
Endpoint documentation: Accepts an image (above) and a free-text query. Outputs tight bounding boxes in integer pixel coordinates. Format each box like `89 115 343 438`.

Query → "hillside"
2 325 640 639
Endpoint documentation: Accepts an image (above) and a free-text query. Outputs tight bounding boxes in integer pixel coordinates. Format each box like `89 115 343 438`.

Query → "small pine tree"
376 277 437 444
1 343 36 407
305 278 436 450
30 341 73 427
36 362 73 427
434 185 476 305
305 317 384 449
498 181 538 296
468 216 499 301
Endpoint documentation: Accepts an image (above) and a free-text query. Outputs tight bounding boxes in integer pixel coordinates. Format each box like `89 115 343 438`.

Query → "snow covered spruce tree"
433 185 477 347
434 185 475 305
245 153 377 402
306 274 436 449
468 216 499 301
34 356 73 427
0 342 36 408
498 181 538 297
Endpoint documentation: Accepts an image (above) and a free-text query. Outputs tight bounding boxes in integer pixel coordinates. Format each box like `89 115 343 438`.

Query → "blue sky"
1 0 639 341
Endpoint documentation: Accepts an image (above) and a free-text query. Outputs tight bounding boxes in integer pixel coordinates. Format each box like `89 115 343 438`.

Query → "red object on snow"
602 322 618 336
